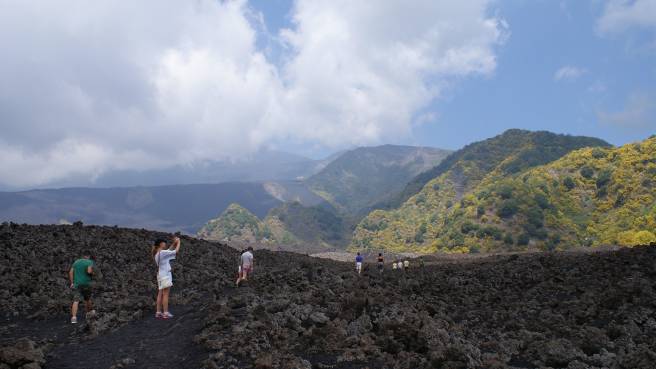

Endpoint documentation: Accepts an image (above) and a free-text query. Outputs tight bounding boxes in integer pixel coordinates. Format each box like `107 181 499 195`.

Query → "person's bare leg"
156 289 163 313
162 288 170 313
71 301 79 318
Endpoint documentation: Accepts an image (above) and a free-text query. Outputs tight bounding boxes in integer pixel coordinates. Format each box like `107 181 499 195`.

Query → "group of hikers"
355 252 417 275
68 238 418 324
68 237 257 324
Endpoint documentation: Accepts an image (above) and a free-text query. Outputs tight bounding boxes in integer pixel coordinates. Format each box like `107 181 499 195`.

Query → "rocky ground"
1 223 656 369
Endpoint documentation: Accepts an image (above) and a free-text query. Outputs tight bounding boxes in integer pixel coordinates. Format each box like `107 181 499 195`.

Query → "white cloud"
597 0 656 34
597 93 656 127
0 0 505 188
554 65 587 81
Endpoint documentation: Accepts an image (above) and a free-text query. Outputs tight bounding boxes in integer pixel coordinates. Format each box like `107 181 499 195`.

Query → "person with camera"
152 236 181 319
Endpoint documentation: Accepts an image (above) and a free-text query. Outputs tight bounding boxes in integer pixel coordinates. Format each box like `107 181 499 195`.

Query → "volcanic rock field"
1 223 656 369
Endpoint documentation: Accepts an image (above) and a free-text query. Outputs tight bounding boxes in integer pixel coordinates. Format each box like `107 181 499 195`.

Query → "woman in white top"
152 237 181 319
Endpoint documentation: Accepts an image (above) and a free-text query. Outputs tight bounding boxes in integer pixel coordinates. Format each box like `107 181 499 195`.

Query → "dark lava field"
1 223 656 369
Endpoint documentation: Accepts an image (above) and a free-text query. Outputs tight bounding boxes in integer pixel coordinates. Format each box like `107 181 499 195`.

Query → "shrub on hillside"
498 200 519 218
517 233 530 246
503 234 514 245
591 147 606 159
580 166 594 179
563 176 576 190
534 193 551 209
596 170 612 188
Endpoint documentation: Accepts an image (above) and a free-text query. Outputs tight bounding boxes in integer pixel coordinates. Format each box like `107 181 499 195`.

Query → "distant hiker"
397 260 404 271
403 259 410 270
237 249 244 277
355 252 364 275
377 253 384 274
236 247 254 286
152 236 181 319
69 251 96 324
419 258 425 269
392 261 398 270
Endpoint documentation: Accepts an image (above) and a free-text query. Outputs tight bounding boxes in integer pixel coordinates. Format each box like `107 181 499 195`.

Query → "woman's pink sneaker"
155 312 163 319
162 312 174 319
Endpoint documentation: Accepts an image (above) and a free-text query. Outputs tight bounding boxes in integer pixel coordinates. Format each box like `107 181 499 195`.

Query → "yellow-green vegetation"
351 129 636 253
197 203 298 245
197 201 350 250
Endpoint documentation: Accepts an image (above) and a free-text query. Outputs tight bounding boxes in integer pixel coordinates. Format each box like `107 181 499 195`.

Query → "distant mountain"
13 149 335 191
0 183 283 234
352 129 613 253
196 145 452 252
306 145 451 214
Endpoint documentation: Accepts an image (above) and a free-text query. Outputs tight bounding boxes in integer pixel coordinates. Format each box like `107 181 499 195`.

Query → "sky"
0 0 655 189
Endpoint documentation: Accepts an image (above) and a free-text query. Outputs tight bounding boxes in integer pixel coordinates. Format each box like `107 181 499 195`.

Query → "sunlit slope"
352 130 620 253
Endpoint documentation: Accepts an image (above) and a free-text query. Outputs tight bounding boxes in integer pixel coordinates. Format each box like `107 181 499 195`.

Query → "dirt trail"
41 286 245 369
43 304 208 369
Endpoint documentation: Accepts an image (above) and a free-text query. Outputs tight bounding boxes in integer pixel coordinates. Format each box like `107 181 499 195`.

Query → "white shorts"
356 262 362 272
157 274 173 290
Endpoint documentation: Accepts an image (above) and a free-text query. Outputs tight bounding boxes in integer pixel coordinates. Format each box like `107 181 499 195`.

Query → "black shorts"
72 285 92 301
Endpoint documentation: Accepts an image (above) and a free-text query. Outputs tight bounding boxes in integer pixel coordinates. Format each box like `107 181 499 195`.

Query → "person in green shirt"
69 251 95 324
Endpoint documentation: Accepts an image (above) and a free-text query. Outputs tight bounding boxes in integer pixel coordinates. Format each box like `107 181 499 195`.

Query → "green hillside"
352 130 616 253
267 202 351 247
307 145 451 214
197 202 347 251
197 203 270 243
380 129 612 210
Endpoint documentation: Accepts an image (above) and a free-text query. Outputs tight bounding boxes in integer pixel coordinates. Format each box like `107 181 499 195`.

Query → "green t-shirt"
72 258 94 287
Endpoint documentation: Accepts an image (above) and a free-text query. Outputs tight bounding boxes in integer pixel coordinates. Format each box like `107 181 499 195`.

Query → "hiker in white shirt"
152 237 181 319
236 246 254 287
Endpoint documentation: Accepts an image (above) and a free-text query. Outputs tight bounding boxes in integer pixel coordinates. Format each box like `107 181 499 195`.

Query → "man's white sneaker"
71 316 78 324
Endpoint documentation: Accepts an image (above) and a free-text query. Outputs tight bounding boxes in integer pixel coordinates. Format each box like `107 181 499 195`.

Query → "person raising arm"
153 236 181 319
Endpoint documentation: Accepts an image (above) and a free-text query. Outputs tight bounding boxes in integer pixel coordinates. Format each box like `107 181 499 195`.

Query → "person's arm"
173 237 181 253
87 264 94 275
69 267 74 288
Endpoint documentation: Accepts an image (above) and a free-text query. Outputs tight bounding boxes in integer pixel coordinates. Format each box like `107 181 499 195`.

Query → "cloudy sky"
0 0 655 189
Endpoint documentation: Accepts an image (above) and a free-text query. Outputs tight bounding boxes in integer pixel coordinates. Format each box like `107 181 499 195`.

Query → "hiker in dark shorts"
377 253 384 274
69 251 95 324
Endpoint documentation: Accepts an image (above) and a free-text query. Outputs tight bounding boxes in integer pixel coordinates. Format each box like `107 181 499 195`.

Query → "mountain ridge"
306 144 452 214
352 129 615 253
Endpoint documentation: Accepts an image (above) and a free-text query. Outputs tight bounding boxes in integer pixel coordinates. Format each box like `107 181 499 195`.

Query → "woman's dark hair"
151 239 166 257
